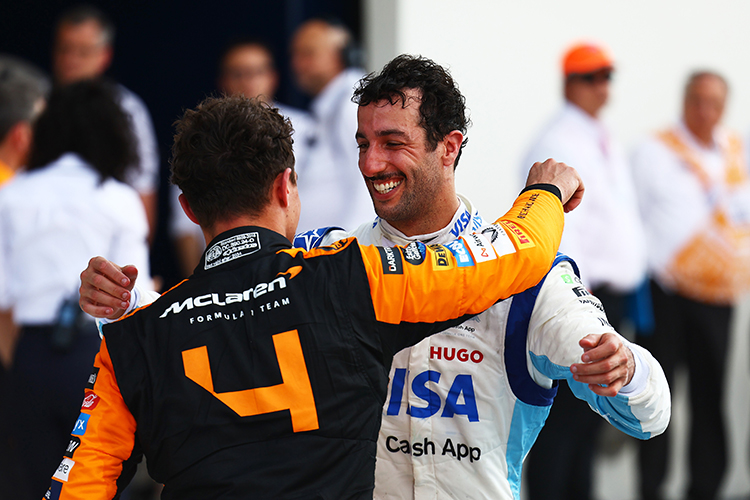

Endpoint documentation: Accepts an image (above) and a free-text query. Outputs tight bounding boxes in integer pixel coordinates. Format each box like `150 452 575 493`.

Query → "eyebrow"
355 129 408 140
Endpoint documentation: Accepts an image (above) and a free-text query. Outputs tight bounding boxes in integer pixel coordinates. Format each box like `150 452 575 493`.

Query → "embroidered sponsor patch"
429 245 455 270
85 367 99 390
81 392 100 411
378 246 403 274
205 232 260 270
480 224 516 258
63 437 81 458
53 458 75 482
71 413 90 436
445 239 474 267
403 242 426 265
463 234 497 263
499 221 535 250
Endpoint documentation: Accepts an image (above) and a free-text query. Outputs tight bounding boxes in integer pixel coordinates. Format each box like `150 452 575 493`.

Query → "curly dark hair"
170 95 295 229
352 54 470 168
27 79 136 183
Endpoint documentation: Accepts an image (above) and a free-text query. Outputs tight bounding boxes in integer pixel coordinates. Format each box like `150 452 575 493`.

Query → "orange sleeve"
359 188 563 324
46 338 139 499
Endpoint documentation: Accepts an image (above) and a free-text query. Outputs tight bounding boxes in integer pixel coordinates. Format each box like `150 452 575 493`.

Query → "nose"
358 144 388 178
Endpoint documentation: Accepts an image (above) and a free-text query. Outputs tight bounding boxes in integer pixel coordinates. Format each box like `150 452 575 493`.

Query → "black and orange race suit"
45 188 563 499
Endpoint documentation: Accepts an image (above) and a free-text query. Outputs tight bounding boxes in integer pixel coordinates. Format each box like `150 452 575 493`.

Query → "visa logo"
386 369 478 422
450 210 472 238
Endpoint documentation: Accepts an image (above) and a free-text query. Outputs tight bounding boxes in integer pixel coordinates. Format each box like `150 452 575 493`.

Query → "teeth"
374 179 402 194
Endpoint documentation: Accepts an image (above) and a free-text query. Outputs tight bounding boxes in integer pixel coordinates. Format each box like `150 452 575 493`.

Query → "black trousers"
636 280 730 500
0 325 100 499
525 286 628 500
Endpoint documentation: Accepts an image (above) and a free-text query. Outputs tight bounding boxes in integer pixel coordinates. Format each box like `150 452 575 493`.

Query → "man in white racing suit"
80 55 669 500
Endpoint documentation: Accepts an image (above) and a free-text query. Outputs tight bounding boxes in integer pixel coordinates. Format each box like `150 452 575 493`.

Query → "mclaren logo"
160 266 302 318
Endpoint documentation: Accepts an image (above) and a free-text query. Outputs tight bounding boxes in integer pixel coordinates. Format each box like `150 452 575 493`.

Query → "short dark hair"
27 79 137 183
56 4 116 46
0 55 49 140
353 54 469 168
170 95 295 229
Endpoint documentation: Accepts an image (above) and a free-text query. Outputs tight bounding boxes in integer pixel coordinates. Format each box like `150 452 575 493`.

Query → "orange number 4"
182 329 319 432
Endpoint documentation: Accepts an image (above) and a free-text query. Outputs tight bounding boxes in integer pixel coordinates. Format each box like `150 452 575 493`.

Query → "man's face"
219 45 278 103
291 22 344 97
53 20 112 84
356 90 450 233
683 75 726 141
565 68 612 118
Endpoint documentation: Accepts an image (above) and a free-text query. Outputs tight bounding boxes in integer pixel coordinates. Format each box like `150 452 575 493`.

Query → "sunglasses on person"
574 70 613 84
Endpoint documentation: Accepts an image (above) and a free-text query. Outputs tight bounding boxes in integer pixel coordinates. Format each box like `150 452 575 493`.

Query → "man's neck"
685 123 715 148
388 195 461 238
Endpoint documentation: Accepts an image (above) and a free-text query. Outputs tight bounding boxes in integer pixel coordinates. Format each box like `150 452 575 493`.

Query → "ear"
273 168 294 208
9 122 33 158
99 45 114 73
178 193 200 225
442 130 464 169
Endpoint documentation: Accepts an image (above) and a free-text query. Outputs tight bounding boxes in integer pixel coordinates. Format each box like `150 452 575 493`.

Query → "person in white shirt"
170 38 314 277
290 18 374 232
0 79 149 499
52 5 160 238
521 42 649 500
631 71 750 500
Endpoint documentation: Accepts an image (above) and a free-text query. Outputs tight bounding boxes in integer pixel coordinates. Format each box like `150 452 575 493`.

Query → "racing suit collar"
376 194 483 247
196 226 291 274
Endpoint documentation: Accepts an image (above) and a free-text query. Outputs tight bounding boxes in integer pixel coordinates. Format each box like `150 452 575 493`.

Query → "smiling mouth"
373 179 403 195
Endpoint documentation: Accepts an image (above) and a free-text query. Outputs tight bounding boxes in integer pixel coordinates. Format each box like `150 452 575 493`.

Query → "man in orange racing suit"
45 95 581 499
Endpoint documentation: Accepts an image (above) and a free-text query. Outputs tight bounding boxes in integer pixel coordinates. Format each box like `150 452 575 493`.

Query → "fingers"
79 257 134 320
570 333 632 396
525 158 585 211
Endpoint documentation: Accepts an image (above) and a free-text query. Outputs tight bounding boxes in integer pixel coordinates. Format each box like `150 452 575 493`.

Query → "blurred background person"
631 71 750 500
520 42 648 500
0 79 150 498
0 52 49 495
170 38 313 278
0 55 49 189
290 17 374 232
53 4 160 239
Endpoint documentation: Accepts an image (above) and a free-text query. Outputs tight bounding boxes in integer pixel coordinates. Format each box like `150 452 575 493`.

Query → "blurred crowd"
0 4 749 500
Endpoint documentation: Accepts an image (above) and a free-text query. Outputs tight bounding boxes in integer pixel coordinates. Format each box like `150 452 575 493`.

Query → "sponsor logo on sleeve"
81 392 100 411
378 246 404 274
481 224 516 258
85 367 99 390
52 458 75 482
445 239 474 267
463 234 497 264
402 242 426 266
429 245 455 270
63 437 81 458
499 221 535 250
71 413 90 436
205 232 260 270
561 273 574 284
44 480 63 500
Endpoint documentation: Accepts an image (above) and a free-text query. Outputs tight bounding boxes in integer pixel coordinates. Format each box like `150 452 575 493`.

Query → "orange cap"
562 43 614 77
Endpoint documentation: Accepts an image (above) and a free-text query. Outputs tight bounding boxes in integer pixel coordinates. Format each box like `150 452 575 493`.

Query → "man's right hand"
79 257 139 320
525 158 584 213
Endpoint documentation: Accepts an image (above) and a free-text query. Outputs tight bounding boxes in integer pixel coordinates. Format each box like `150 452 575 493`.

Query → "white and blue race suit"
294 194 671 500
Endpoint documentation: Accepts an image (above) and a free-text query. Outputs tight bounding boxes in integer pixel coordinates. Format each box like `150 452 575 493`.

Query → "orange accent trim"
182 330 319 433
